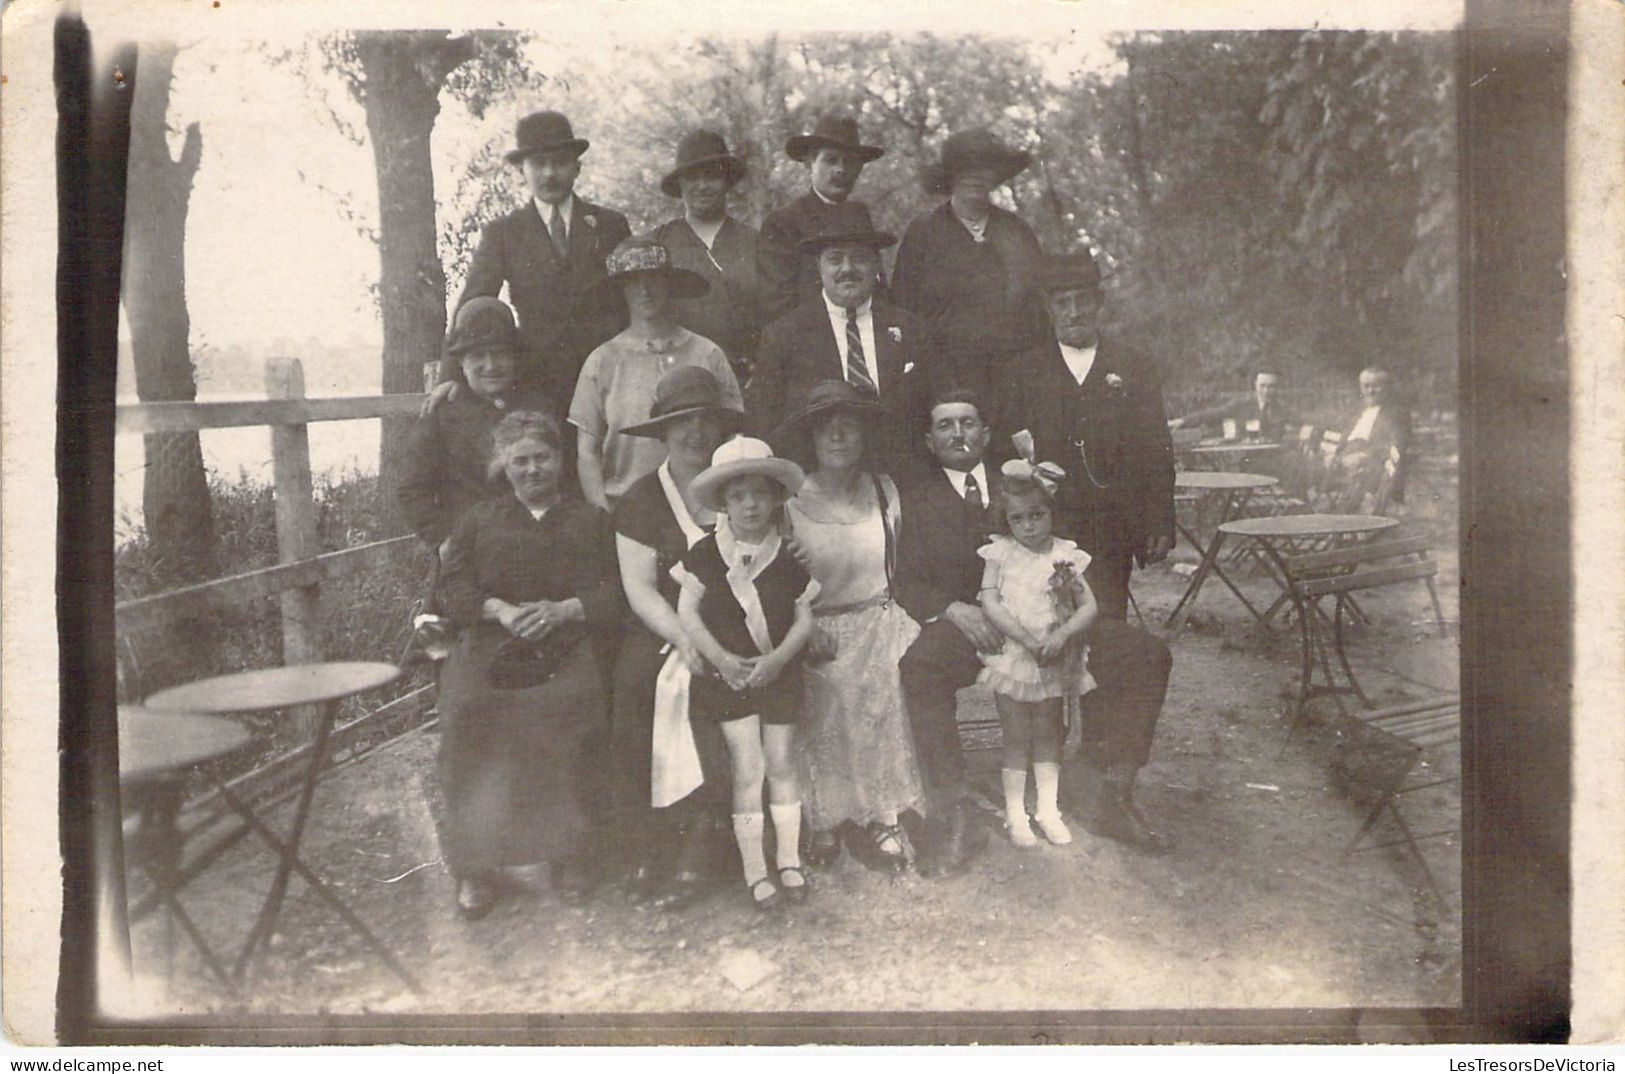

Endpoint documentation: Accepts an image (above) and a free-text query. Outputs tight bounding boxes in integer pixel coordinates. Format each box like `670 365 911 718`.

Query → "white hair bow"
1003 429 1067 495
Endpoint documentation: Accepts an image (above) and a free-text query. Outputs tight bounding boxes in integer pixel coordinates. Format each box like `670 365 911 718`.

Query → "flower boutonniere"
1105 372 1126 396
887 326 903 343
582 212 598 230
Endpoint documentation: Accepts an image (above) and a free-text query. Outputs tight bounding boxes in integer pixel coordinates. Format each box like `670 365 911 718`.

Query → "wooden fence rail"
116 357 428 742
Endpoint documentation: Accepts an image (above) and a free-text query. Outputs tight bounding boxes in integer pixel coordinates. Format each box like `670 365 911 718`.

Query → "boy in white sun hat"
675 438 818 910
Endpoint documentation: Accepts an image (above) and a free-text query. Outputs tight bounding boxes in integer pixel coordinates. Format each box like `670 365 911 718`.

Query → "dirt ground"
119 448 1461 1025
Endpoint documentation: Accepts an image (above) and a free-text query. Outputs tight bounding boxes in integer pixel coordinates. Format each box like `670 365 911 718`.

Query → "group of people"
1170 365 1414 505
398 109 1180 919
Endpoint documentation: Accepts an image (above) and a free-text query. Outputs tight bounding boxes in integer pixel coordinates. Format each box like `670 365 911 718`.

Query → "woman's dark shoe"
748 876 781 912
804 830 843 868
455 875 497 920
843 820 908 874
551 855 600 904
624 859 663 903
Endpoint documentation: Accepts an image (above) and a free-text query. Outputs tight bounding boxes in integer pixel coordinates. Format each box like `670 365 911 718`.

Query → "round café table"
120 706 253 987
143 661 418 992
1165 471 1280 629
1214 514 1399 626
1186 440 1283 472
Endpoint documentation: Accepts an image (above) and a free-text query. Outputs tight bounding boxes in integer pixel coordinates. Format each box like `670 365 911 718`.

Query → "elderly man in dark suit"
652 130 761 384
889 128 1048 405
1331 365 1413 503
756 113 886 324
998 252 1177 623
440 111 633 416
746 202 931 474
895 389 1175 869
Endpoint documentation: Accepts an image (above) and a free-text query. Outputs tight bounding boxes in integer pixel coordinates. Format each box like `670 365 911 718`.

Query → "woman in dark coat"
609 367 741 909
888 128 1047 407
397 297 548 553
435 410 624 919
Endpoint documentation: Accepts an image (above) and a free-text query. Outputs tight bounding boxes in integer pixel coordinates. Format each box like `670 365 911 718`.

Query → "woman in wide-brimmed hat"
890 127 1048 405
569 236 742 510
433 410 624 919
653 131 762 383
608 366 744 911
774 380 925 874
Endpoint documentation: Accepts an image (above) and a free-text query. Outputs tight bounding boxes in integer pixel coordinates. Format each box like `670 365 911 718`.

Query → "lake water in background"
114 401 381 544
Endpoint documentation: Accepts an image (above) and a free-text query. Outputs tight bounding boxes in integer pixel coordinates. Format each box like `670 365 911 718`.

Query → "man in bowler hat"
652 130 762 383
757 113 886 324
746 202 931 474
441 111 633 417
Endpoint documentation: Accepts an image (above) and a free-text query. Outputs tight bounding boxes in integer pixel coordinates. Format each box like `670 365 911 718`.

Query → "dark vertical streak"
55 16 134 1042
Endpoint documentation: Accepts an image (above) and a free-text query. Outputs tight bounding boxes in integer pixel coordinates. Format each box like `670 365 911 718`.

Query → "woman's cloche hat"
922 127 1032 196
504 110 590 165
690 437 806 513
446 296 520 357
661 129 748 198
785 113 885 164
773 378 887 444
596 236 711 301
622 366 746 440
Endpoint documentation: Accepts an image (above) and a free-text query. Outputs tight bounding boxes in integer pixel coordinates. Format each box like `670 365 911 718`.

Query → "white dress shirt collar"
942 462 989 501
1058 342 1098 386
533 193 575 234
1348 404 1382 442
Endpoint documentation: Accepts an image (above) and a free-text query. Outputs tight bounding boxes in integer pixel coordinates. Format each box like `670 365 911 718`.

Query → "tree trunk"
123 44 215 582
354 31 477 530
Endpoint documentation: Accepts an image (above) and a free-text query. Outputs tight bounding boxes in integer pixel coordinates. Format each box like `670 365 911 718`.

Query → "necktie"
548 205 568 260
845 307 877 396
963 472 984 510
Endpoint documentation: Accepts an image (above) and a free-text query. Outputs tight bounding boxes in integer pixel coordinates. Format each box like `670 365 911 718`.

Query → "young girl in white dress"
977 459 1099 847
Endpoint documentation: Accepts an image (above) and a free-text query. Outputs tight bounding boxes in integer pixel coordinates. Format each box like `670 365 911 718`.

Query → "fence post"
265 357 323 740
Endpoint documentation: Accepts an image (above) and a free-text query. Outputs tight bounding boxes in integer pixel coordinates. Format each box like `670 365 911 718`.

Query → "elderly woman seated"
433 410 624 919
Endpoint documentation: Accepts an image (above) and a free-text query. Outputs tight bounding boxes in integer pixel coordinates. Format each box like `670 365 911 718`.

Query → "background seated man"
1328 364 1413 506
1171 368 1297 443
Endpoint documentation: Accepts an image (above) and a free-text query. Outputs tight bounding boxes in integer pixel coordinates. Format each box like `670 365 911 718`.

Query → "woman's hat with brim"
922 128 1033 196
772 378 888 448
690 437 805 513
660 130 748 198
795 201 896 252
593 236 711 302
446 296 520 357
1037 249 1104 294
504 110 590 165
785 113 885 164
622 365 746 439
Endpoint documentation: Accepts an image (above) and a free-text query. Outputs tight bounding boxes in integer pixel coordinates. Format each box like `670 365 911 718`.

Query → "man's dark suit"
894 465 1171 813
444 199 633 414
756 192 884 325
1335 402 1413 503
998 337 1176 620
746 297 931 472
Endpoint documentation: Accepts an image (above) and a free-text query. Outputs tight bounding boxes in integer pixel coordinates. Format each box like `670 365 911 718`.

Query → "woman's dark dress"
609 470 727 845
435 495 623 877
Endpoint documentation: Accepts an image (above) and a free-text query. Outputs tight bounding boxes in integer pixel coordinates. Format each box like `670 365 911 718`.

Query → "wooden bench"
1336 693 1460 909
1281 534 1446 727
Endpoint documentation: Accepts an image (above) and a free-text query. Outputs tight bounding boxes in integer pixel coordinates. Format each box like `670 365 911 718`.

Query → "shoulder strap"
873 472 899 588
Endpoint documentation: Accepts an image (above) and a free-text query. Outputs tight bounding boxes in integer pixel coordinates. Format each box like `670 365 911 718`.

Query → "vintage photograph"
21 0 1583 1043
